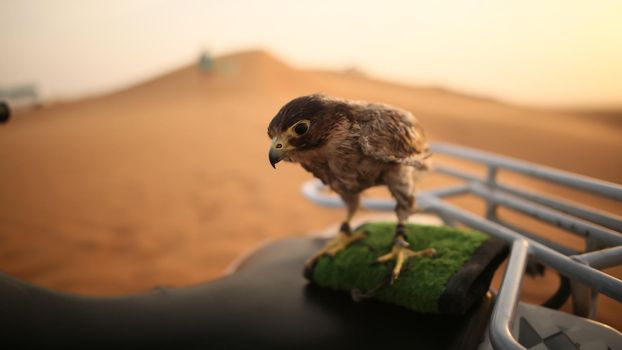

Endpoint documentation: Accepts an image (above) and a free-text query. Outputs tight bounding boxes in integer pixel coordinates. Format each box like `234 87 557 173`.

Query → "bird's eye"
294 122 309 136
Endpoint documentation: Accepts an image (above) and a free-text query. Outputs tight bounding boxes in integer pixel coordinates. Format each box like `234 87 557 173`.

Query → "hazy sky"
1 0 621 107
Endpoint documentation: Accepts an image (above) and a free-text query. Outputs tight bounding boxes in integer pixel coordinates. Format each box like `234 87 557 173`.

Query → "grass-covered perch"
310 222 491 314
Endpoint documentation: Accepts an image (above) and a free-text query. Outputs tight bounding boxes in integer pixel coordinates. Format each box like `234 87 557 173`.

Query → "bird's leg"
377 172 437 284
304 193 365 274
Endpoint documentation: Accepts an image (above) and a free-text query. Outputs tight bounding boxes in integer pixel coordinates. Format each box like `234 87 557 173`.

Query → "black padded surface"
439 237 508 314
0 238 494 349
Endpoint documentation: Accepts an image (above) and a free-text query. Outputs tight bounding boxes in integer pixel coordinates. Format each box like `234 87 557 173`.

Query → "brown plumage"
268 94 435 282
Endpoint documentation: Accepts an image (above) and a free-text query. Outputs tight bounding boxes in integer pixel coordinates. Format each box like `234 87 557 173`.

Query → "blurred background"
1 0 620 329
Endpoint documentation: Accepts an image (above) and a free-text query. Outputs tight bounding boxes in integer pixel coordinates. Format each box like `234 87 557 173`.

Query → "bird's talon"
304 230 368 278
376 240 437 284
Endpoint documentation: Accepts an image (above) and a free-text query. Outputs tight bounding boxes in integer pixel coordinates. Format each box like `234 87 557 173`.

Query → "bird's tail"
407 151 432 182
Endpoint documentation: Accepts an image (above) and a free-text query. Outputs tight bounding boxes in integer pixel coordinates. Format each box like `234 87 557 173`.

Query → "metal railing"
301 142 622 350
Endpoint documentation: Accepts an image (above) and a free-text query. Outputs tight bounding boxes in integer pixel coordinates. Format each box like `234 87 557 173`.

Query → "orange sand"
0 50 620 329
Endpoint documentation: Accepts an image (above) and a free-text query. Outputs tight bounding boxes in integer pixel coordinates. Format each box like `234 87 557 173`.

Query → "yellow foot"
304 231 366 276
376 237 437 284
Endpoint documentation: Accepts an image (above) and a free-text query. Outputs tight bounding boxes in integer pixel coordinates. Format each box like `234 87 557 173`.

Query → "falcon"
267 94 436 283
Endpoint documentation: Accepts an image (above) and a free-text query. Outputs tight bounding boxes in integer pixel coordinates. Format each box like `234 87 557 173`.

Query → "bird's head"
267 94 346 168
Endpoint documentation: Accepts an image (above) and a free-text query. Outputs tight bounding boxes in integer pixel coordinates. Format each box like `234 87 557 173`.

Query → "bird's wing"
357 104 430 170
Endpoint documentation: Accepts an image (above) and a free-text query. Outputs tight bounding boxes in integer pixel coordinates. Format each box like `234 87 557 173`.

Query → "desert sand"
1 50 620 329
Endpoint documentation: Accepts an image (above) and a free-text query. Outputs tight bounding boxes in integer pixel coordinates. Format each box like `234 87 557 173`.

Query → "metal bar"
572 245 622 270
419 195 622 302
492 218 579 256
435 165 622 231
301 180 469 211
490 240 529 350
420 184 472 199
495 182 622 232
468 182 622 247
430 142 622 201
435 164 482 183
301 180 350 209
435 165 622 245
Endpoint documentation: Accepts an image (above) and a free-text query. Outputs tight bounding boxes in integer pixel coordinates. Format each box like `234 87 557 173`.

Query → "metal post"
485 166 498 220
490 240 529 350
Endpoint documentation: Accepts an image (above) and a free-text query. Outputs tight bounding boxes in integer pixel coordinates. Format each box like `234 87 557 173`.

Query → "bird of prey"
267 94 436 283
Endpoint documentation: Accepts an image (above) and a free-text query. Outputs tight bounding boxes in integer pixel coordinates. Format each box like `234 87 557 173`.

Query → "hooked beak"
269 136 287 169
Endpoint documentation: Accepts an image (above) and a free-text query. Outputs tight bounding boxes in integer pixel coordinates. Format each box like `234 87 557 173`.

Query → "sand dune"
0 50 620 329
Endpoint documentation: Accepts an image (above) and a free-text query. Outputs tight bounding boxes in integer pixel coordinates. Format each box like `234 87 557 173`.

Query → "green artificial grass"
311 222 489 314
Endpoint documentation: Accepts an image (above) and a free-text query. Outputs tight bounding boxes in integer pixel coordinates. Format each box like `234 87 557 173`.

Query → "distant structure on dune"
343 67 366 77
198 51 214 72
197 50 235 74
